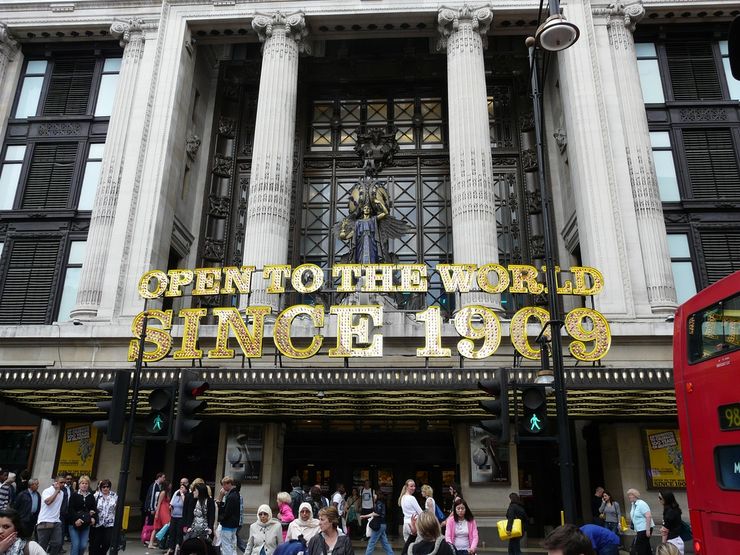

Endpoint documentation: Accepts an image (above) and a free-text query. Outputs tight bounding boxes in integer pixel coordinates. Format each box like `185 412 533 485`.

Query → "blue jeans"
221 527 238 555
365 523 394 555
69 525 91 555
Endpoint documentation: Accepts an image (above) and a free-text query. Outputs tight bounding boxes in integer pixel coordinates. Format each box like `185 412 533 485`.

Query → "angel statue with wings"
335 128 413 264
337 177 413 264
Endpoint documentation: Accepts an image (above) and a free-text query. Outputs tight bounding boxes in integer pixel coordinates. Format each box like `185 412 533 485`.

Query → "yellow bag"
620 516 629 532
497 518 523 540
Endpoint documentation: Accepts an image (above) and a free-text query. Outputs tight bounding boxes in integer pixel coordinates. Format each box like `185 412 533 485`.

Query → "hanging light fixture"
535 13 580 52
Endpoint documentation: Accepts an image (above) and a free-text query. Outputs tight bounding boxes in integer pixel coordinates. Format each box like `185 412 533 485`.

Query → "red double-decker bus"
673 270 740 554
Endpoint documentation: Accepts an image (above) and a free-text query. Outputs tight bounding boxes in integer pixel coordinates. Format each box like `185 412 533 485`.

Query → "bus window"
687 291 740 363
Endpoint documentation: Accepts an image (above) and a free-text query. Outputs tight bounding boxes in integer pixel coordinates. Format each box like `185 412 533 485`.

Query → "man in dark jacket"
143 472 165 526
217 476 240 555
13 477 41 537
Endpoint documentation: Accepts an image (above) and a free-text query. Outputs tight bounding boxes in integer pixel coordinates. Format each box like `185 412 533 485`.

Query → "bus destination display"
719 402 740 431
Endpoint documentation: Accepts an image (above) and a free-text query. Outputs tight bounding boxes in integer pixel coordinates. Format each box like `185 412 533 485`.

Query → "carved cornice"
437 4 493 51
0 22 19 59
110 17 146 48
252 11 308 51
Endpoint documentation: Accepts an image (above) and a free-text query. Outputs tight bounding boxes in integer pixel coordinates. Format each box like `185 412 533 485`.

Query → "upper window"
650 132 680 202
667 234 697 304
14 61 47 118
95 58 122 117
719 41 740 101
12 55 121 119
309 98 446 152
665 42 723 101
636 43 665 104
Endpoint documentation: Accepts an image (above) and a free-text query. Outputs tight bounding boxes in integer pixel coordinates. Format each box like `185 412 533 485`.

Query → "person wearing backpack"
289 478 304 522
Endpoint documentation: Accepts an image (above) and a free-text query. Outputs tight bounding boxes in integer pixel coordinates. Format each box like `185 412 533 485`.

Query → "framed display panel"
641 428 686 489
53 422 100 478
469 425 510 485
224 424 264 483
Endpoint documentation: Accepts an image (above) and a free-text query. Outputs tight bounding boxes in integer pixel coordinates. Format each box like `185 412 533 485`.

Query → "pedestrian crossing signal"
521 386 547 435
146 388 172 437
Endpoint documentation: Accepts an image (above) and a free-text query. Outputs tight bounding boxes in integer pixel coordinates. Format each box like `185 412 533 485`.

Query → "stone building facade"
0 0 738 540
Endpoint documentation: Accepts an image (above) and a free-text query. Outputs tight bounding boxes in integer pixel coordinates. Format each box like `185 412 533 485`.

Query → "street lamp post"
526 0 579 524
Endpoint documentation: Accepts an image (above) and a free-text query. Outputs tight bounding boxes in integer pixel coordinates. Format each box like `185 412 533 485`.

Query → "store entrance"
283 420 457 538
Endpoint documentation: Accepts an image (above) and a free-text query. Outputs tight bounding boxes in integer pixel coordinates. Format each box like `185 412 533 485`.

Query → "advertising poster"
469 425 510 484
224 424 264 482
54 423 99 478
642 428 686 489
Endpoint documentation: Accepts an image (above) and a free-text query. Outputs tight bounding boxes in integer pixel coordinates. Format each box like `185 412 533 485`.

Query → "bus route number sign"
719 403 740 431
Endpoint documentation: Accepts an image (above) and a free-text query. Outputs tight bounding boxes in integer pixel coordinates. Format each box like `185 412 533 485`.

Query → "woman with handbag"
361 491 393 555
444 499 478 555
89 480 116 555
183 483 215 543
67 476 97 555
658 491 684 555
598 491 621 535
148 481 171 550
505 493 527 555
627 488 652 555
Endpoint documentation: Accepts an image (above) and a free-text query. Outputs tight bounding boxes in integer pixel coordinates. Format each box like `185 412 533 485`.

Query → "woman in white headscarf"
286 502 320 543
244 504 283 555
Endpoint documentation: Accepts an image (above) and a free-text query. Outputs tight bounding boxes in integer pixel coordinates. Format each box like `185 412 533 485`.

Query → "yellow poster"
55 423 99 478
643 428 686 489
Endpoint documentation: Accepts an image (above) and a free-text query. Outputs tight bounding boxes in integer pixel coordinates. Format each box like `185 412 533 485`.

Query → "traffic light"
93 371 130 443
174 369 209 443
477 370 509 443
521 386 548 435
146 388 173 437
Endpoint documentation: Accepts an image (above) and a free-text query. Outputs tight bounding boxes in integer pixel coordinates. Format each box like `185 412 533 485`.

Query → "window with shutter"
665 43 723 101
42 57 96 116
0 240 60 324
682 129 740 199
21 143 79 209
700 232 740 284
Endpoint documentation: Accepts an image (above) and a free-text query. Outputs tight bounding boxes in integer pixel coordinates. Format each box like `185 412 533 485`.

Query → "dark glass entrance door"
283 421 457 538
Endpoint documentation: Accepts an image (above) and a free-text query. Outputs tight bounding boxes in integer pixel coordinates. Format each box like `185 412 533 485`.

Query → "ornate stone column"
241 11 307 310
606 0 676 313
0 23 18 88
0 23 20 140
437 5 500 310
71 19 146 320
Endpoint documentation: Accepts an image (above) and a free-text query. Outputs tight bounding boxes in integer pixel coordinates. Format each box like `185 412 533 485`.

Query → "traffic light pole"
529 43 577 523
111 312 148 555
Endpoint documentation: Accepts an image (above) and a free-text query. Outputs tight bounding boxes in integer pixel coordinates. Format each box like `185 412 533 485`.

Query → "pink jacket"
445 517 479 552
278 503 295 523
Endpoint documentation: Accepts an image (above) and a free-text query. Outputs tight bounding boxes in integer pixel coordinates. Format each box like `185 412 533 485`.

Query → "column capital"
0 22 19 59
607 0 645 33
110 18 146 48
252 11 309 51
437 4 493 51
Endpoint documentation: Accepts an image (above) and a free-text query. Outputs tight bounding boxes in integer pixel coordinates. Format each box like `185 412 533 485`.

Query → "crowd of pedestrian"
0 467 689 555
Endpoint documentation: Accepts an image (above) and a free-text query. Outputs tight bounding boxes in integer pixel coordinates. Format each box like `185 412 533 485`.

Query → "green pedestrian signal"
146 388 172 437
528 413 542 433
521 386 548 435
